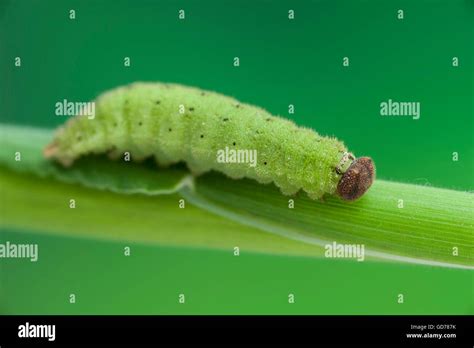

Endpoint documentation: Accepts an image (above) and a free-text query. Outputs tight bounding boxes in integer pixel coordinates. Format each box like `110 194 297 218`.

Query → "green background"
0 0 472 314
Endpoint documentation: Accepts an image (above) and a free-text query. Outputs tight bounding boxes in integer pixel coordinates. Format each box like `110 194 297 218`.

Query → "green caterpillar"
44 82 375 201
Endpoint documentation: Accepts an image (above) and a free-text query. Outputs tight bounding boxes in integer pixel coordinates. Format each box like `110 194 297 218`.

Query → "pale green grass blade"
0 169 325 257
185 173 473 268
0 124 472 268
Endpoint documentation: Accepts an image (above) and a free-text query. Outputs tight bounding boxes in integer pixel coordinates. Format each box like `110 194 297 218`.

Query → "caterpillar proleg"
44 82 375 201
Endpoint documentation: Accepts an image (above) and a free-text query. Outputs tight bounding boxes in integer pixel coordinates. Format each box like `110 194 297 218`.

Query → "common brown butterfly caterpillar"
44 82 375 201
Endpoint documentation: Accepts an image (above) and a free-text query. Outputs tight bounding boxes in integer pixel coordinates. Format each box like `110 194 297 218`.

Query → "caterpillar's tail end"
336 157 375 201
43 141 58 159
43 141 73 167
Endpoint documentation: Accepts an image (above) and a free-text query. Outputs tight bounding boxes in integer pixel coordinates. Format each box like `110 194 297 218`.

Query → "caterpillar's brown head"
337 157 375 201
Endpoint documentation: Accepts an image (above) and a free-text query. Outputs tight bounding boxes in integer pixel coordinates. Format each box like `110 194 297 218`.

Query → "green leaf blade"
1 124 472 269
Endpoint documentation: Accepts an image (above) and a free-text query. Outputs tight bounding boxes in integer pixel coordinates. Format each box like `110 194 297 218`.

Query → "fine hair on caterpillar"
44 82 375 201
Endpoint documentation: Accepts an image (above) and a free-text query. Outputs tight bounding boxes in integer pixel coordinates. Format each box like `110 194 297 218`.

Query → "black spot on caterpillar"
44 82 375 201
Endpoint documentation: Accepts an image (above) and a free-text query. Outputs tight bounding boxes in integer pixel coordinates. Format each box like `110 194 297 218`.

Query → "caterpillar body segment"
44 82 375 200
